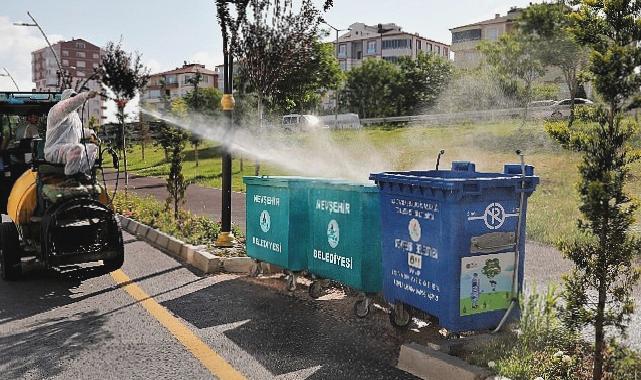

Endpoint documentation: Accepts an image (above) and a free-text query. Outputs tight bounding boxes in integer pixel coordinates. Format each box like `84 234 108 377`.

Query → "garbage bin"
244 176 313 288
370 161 539 332
306 180 382 317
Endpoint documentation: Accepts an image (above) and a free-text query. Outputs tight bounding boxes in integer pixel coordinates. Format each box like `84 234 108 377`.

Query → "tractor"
0 91 124 280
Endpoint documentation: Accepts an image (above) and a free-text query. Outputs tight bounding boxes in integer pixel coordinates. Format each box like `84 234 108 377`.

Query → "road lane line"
111 269 246 380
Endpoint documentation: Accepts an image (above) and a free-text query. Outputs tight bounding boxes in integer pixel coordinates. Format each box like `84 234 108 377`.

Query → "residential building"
32 38 105 122
450 7 523 69
141 63 219 111
333 22 450 71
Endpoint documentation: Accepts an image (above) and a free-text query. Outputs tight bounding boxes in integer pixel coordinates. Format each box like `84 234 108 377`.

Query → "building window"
93 53 99 59
76 71 85 77
444 47 449 57
338 44 346 58
417 40 422 50
339 60 347 70
486 27 499 41
382 39 409 49
77 60 86 68
452 29 482 43
93 63 99 69
357 51 362 59
436 45 441 54
427 43 432 51
75 42 86 49
76 51 86 58
367 40 376 54
183 74 193 84
166 75 177 84
203 75 209 83
383 56 400 63
62 50 69 56
62 59 69 66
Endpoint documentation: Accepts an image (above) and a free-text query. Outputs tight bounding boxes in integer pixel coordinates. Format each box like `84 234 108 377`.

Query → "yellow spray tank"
7 169 110 225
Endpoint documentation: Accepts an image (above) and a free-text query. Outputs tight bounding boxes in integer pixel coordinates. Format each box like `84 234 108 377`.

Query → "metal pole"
1 68 20 91
26 12 64 89
216 44 236 247
335 28 339 129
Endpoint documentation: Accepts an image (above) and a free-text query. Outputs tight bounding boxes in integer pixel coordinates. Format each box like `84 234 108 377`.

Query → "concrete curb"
117 215 252 274
397 342 497 380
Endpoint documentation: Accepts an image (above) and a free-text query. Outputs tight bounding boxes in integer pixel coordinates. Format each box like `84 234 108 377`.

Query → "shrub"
113 192 244 255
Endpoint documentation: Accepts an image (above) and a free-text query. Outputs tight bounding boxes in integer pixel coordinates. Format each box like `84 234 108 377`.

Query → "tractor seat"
41 177 105 204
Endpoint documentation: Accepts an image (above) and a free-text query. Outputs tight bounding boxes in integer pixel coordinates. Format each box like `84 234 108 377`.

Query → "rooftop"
337 22 449 47
450 6 523 31
150 63 218 77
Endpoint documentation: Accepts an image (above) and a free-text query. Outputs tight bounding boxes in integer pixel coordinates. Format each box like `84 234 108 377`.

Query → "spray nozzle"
436 149 445 170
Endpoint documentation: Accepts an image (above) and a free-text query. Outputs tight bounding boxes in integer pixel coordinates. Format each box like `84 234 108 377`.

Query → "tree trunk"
141 138 146 162
194 143 199 167
593 279 607 380
240 155 244 172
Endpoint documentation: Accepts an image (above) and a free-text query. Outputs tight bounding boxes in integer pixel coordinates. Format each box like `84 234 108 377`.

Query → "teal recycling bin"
306 180 382 315
244 177 312 278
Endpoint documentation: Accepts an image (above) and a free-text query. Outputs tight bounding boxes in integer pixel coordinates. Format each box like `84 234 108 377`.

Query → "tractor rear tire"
0 222 21 281
103 224 124 273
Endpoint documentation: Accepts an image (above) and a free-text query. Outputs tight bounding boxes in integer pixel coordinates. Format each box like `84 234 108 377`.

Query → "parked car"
551 98 594 118
282 114 321 131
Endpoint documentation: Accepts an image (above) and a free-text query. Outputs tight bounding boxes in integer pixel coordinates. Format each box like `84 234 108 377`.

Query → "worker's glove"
86 90 98 99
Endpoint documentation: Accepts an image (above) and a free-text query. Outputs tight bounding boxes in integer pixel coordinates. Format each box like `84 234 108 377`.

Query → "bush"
113 193 244 255
460 286 639 380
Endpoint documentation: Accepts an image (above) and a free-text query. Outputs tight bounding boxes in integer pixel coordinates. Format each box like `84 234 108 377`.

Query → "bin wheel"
249 262 262 278
308 281 323 299
285 273 297 292
389 303 411 329
354 299 371 318
0 222 21 281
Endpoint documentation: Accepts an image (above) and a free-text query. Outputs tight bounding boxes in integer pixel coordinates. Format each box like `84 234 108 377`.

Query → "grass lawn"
116 120 641 246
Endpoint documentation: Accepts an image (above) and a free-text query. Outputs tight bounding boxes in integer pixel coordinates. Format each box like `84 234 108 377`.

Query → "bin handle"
462 182 482 196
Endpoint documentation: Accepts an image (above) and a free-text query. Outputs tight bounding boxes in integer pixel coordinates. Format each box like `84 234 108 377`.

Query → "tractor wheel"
103 223 125 273
0 222 21 281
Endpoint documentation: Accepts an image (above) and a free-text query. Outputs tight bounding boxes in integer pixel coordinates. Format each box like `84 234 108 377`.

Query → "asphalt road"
0 231 418 380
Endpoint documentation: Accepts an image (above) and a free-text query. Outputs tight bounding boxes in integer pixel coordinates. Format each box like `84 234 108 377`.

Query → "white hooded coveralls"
44 89 98 175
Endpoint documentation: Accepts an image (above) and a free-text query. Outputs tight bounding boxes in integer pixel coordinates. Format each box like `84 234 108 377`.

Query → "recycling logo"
467 202 518 230
327 219 340 248
408 218 422 242
260 210 271 232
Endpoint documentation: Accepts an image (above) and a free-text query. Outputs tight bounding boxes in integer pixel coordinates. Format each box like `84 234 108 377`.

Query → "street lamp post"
14 11 66 90
0 68 20 91
322 21 350 129
216 16 236 248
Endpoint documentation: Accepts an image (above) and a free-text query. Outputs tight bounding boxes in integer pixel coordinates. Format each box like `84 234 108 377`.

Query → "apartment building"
32 38 104 122
450 7 523 69
141 63 219 111
333 23 451 71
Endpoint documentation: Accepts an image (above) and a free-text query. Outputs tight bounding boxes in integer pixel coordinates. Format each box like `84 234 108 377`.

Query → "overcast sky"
1 0 533 120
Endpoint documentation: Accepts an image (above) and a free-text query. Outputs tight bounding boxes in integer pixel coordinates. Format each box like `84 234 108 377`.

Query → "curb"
397 342 497 380
118 215 254 274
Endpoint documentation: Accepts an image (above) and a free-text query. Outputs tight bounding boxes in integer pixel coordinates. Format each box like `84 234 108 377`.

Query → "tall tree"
270 39 344 114
519 1 589 125
235 0 328 124
185 71 204 167
164 98 190 220
98 41 149 193
546 2 641 379
396 52 453 114
480 32 545 121
340 58 401 118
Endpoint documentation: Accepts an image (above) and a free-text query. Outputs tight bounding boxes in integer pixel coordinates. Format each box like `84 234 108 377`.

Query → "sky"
0 0 533 121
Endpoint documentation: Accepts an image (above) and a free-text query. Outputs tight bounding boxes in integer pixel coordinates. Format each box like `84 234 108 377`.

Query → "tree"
395 52 453 115
270 39 344 114
519 1 589 125
98 41 149 194
340 58 400 118
479 32 545 121
138 110 151 162
163 98 190 220
183 76 223 167
235 0 327 125
545 2 641 379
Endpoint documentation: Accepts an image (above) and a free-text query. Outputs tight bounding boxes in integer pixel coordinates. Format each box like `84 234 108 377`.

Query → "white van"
281 114 321 131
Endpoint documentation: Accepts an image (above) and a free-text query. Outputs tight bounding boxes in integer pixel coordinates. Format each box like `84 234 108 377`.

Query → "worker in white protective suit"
45 89 99 176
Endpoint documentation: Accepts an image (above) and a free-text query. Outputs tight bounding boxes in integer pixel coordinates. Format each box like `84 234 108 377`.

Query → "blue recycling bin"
370 161 539 332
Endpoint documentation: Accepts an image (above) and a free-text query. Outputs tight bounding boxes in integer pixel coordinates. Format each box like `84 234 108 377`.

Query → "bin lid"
369 161 539 192
243 176 378 192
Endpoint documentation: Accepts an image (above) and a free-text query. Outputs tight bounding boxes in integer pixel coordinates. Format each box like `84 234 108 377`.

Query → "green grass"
116 120 641 246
